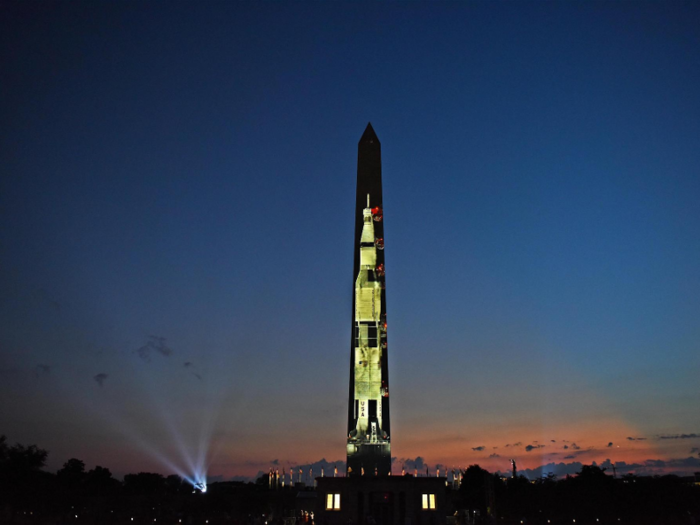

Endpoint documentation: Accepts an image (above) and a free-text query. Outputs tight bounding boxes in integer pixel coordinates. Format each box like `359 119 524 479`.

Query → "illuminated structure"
316 124 445 525
347 123 391 477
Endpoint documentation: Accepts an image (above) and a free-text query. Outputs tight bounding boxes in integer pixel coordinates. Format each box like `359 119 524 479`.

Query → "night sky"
1 1 699 482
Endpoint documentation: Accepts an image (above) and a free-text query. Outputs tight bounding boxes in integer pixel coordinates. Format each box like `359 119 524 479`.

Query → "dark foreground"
1 437 699 525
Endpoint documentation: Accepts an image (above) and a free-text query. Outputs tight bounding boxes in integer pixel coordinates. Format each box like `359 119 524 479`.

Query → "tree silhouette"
57 457 86 488
0 435 51 521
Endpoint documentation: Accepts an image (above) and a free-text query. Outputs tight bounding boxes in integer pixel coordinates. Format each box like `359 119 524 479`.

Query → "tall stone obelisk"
346 123 391 477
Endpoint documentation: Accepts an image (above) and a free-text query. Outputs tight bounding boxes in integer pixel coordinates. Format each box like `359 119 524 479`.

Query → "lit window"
326 493 341 510
422 493 436 510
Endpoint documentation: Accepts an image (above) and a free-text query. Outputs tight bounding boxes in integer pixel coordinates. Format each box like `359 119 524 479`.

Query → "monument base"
347 441 391 477
316 475 446 525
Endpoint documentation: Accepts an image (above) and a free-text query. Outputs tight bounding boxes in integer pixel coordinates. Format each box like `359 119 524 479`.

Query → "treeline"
3 435 700 525
0 435 280 525
453 464 700 525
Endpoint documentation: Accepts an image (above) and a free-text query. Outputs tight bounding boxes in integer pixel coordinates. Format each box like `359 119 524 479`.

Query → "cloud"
666 457 700 468
398 456 426 472
563 445 569 450
690 447 699 455
34 364 51 378
512 456 700 480
93 373 108 387
607 442 613 448
550 440 556 443
627 436 647 441
563 455 576 460
514 461 583 480
489 453 500 458
525 444 545 452
271 459 279 465
599 457 700 475
571 443 581 450
182 361 202 380
136 336 173 361
472 446 485 452
658 433 700 440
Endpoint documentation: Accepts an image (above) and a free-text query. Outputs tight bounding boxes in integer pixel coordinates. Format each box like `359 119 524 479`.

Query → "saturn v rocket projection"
346 123 391 477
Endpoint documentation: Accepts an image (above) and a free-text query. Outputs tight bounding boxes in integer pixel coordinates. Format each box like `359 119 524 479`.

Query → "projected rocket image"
347 124 391 476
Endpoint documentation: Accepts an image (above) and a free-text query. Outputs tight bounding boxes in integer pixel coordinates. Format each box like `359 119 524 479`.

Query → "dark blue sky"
1 1 699 479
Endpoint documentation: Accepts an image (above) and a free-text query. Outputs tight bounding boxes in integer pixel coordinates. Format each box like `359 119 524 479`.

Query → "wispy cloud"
136 336 173 361
182 361 202 380
658 433 699 440
525 444 545 452
627 436 647 441
472 446 485 452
